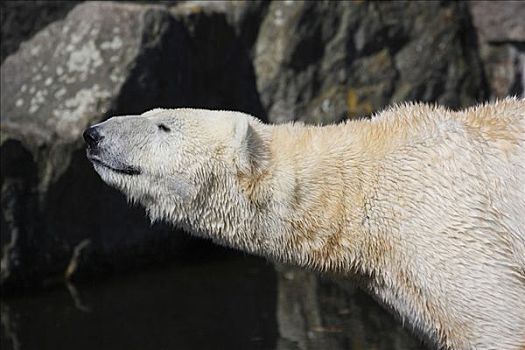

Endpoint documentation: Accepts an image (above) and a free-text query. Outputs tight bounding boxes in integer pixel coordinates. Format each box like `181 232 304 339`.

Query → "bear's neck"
182 121 379 276
248 122 380 277
187 120 402 282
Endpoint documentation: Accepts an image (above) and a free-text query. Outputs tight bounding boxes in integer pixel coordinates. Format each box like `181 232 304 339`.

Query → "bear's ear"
232 118 267 175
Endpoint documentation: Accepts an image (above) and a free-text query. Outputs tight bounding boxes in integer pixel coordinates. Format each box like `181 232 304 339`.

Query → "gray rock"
2 2 186 147
478 43 524 98
253 1 487 124
1 1 185 290
0 1 82 63
0 1 262 291
469 2 525 99
469 1 525 43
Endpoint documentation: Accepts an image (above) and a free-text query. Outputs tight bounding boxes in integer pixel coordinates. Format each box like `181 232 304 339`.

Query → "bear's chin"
89 155 141 176
91 163 138 190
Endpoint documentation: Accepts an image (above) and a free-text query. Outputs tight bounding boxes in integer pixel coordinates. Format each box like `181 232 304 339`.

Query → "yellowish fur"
89 98 525 349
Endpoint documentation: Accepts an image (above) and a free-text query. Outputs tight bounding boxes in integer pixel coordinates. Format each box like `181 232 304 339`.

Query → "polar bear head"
84 108 269 241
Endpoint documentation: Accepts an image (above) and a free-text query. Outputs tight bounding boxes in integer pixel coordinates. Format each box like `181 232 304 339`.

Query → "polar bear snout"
83 122 142 176
83 125 104 150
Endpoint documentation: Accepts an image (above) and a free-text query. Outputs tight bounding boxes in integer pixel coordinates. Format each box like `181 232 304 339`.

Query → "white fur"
89 98 525 350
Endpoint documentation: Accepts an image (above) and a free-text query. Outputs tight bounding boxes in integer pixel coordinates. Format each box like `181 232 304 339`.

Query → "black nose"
83 126 103 148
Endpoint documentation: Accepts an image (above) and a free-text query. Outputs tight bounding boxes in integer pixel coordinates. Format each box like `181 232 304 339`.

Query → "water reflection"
1 254 424 350
1 255 278 350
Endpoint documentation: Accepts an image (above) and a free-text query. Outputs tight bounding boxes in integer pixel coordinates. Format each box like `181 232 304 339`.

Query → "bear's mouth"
87 153 141 176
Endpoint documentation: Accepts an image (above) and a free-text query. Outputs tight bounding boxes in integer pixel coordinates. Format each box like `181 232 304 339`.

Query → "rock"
0 1 82 63
253 1 487 124
1 1 188 290
469 1 525 43
2 3 175 146
478 43 524 99
0 1 263 291
469 2 525 98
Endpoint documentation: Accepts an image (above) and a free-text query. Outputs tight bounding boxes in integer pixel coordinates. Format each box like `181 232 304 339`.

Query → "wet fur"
89 98 525 349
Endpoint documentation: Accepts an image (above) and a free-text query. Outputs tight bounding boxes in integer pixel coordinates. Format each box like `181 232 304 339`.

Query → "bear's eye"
157 123 171 132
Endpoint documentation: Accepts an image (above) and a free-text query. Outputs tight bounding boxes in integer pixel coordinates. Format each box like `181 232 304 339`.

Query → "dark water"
0 255 278 350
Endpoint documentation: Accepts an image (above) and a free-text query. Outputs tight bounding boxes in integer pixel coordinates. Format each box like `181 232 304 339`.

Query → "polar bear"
84 98 525 350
